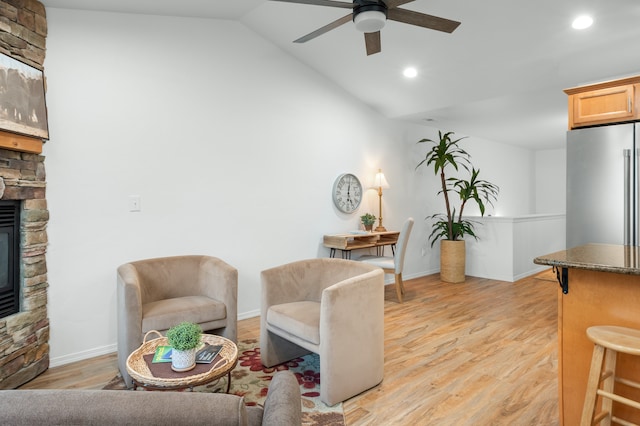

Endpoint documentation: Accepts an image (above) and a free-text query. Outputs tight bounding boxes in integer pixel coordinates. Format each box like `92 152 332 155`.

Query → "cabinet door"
569 84 636 128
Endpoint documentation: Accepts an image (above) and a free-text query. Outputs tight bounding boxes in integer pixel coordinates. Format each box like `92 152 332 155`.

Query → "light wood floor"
20 271 559 425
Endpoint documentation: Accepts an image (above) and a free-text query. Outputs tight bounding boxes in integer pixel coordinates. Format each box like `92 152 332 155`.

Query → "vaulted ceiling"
41 0 640 150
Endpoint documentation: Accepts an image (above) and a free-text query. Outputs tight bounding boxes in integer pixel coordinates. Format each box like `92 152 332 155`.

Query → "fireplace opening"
0 200 20 319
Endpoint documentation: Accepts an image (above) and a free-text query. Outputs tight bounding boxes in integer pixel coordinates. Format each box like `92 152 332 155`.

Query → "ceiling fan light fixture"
353 5 387 33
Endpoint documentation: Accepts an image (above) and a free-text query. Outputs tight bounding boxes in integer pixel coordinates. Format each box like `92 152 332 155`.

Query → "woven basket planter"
440 240 465 283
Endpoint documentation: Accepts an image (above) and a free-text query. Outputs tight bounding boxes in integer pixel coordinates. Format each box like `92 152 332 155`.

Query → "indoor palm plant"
416 130 499 282
166 322 202 372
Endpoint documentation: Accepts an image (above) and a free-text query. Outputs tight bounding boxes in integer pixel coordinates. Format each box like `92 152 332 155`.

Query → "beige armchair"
117 255 237 388
260 258 385 406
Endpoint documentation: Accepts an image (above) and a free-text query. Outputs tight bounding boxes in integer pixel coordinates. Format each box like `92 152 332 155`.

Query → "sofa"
0 371 301 426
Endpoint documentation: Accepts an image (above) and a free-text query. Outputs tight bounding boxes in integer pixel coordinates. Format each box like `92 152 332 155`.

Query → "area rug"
104 338 344 426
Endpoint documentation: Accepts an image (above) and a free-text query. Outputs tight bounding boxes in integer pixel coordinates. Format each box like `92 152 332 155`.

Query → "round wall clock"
332 173 363 213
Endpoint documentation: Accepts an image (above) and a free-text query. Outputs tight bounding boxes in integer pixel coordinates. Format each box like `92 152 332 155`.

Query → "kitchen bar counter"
534 244 640 425
534 243 640 275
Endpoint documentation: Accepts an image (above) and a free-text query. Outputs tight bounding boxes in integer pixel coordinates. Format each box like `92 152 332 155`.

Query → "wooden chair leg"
600 347 617 426
394 273 403 303
581 344 606 426
397 272 405 295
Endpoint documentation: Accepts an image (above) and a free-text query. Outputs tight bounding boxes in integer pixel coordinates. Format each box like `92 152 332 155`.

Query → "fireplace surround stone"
0 148 49 389
0 0 49 389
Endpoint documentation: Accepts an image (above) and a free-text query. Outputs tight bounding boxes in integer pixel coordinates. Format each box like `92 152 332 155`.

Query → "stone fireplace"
0 0 50 389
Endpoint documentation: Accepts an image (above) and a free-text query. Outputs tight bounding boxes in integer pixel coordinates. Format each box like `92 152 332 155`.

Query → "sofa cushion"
142 295 226 332
0 389 249 426
267 301 320 345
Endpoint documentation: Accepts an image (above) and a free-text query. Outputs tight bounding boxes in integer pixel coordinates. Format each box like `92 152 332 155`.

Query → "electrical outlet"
129 195 141 212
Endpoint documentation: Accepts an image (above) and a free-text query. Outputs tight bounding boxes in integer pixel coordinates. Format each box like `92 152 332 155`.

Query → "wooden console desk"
323 231 399 259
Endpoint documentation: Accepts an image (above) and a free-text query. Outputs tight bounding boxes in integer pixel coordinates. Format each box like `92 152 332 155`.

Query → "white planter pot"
171 348 196 372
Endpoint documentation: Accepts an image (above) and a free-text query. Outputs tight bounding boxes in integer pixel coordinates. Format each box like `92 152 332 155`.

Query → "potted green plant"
416 130 499 283
360 213 377 231
166 322 202 372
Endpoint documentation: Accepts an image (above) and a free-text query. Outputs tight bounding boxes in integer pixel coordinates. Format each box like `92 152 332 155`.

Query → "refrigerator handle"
624 149 632 245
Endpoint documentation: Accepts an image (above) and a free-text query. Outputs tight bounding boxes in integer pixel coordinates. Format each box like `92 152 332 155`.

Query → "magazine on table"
195 343 223 364
151 346 173 363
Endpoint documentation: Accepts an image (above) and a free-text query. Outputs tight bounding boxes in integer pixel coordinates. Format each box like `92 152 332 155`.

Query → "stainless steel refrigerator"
566 123 640 248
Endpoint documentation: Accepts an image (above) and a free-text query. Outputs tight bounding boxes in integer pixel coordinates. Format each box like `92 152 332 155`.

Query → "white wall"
41 8 564 366
42 9 412 365
535 149 567 214
465 214 566 281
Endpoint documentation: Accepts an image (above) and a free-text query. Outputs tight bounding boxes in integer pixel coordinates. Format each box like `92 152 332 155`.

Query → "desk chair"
359 217 414 303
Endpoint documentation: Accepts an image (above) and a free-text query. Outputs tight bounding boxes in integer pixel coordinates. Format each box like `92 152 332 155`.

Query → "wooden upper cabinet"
564 76 640 129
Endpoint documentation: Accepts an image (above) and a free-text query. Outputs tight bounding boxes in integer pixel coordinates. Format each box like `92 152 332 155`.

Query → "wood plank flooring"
19 271 559 425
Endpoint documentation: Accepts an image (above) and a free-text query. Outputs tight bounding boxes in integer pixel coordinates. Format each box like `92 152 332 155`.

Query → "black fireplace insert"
0 200 20 318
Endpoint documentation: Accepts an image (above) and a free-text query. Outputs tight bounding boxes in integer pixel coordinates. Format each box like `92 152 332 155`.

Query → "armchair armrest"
198 256 238 342
319 267 385 406
320 268 384 354
261 371 302 426
116 263 144 388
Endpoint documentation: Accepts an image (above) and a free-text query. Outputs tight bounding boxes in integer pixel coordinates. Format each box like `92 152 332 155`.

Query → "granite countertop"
534 243 640 275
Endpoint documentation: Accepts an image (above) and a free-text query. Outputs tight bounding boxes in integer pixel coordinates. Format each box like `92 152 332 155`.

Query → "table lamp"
373 169 389 232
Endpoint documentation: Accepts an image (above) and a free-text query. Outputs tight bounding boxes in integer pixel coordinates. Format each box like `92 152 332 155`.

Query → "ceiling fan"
270 0 461 55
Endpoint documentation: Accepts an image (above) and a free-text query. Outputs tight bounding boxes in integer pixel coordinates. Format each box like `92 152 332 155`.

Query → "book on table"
195 343 223 364
151 345 173 363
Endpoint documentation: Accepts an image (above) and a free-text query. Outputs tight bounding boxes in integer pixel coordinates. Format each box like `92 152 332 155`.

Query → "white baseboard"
238 309 260 320
50 343 117 368
50 309 263 368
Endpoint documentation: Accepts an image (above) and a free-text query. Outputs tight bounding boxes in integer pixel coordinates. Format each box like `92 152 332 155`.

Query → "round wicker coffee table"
126 332 238 392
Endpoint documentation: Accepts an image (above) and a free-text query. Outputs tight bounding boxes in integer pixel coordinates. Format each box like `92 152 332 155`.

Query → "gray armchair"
117 255 237 388
260 258 384 406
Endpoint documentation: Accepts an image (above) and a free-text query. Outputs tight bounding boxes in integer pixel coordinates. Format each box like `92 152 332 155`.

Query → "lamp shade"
373 169 390 189
354 10 386 33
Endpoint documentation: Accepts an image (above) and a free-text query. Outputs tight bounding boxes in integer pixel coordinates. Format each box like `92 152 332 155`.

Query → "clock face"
332 173 363 213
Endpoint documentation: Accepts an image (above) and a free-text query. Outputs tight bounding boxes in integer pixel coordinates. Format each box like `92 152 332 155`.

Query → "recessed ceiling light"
572 15 593 30
403 67 418 78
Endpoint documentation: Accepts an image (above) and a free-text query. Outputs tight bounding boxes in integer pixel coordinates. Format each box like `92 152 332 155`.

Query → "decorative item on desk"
372 169 389 231
416 131 499 283
360 213 377 231
166 322 202 372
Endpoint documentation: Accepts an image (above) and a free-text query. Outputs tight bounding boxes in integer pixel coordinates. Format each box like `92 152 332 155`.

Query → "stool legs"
582 344 606 426
582 343 640 426
600 349 617 426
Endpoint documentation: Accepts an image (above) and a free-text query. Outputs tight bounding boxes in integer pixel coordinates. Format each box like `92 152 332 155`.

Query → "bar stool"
581 325 640 426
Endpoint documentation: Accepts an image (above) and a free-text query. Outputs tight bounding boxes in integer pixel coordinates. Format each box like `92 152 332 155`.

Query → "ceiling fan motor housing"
353 1 388 33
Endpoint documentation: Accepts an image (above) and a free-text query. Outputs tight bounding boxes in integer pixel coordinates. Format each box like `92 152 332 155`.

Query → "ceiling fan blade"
294 14 353 43
382 0 415 8
364 32 381 55
269 0 354 9
387 8 461 33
